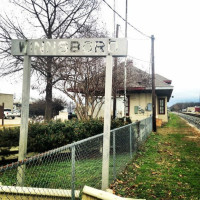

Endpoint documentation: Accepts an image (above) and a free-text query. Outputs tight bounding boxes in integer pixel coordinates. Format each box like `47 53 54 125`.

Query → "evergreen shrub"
0 118 130 153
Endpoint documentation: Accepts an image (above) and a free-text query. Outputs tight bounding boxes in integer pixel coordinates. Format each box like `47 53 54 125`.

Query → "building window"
159 98 165 114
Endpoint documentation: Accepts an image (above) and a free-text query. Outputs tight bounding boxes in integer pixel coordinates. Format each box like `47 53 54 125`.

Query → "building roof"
68 61 174 101
116 64 173 89
115 62 173 101
155 74 172 85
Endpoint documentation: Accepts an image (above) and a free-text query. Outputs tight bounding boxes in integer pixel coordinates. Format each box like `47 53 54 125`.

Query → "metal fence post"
71 145 76 200
132 124 136 152
137 121 140 139
129 125 132 159
113 131 116 180
136 121 141 148
145 118 147 139
149 118 152 134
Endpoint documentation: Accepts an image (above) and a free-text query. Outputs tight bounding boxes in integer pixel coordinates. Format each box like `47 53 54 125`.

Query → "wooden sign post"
11 38 128 189
0 103 4 126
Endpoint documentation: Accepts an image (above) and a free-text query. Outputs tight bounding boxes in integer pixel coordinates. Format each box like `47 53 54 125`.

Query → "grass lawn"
111 113 200 200
0 153 131 190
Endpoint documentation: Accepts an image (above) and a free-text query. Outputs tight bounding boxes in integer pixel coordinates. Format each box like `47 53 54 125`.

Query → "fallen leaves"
117 180 123 184
151 171 162 176
133 163 140 169
129 184 138 189
151 171 157 175
164 142 172 146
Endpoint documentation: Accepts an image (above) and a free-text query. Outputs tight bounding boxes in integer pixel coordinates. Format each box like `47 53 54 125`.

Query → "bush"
0 118 131 153
0 127 20 148
29 98 66 118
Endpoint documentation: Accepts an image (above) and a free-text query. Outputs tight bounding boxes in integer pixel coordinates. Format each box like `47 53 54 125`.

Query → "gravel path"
175 112 200 129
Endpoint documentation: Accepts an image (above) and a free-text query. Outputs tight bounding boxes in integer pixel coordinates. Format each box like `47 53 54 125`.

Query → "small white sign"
11 38 127 57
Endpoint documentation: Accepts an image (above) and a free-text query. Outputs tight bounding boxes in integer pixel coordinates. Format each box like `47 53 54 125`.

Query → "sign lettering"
11 38 127 57
95 41 105 53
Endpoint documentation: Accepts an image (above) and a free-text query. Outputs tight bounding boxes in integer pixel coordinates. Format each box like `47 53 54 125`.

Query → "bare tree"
56 57 106 120
0 0 100 121
56 56 152 120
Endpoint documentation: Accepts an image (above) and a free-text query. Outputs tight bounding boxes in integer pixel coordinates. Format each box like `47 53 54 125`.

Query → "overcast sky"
0 0 200 106
101 0 200 106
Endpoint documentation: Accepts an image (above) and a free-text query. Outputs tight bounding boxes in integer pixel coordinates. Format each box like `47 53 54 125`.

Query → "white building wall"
129 93 152 121
91 94 169 123
187 107 195 112
0 93 13 110
91 97 125 118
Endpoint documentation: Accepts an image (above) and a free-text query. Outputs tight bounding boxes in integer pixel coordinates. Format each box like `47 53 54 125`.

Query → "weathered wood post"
17 54 31 186
102 54 113 190
0 103 4 126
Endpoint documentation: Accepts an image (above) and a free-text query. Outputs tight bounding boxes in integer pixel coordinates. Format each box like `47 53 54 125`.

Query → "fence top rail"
0 116 152 172
110 116 152 132
110 122 135 132
0 185 80 198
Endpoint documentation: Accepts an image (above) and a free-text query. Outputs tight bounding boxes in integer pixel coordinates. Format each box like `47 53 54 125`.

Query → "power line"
119 26 149 40
127 55 151 64
127 55 152 76
102 0 150 39
127 37 150 41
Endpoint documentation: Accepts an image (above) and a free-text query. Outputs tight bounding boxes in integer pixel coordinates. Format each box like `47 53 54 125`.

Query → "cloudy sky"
101 0 200 106
0 0 200 106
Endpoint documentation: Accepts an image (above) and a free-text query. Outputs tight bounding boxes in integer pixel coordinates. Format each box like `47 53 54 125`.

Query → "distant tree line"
170 102 200 112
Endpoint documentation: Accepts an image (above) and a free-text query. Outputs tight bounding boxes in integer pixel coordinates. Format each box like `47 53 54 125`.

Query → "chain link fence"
0 117 152 199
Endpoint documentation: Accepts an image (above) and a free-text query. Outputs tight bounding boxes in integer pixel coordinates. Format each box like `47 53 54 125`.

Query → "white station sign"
11 38 128 57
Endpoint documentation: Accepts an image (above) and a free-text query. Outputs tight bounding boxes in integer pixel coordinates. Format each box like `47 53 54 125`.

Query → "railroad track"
175 112 200 129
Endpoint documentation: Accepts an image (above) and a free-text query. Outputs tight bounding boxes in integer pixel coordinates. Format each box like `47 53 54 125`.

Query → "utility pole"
124 0 128 122
151 35 156 132
113 24 120 119
125 0 128 37
113 0 116 37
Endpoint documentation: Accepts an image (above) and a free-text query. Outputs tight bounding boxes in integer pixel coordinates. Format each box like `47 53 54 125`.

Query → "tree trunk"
45 58 53 121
